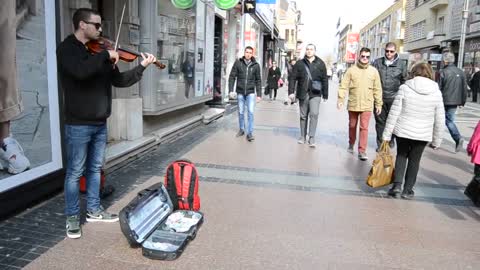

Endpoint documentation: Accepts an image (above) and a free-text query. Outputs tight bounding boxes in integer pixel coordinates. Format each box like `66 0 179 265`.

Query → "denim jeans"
64 124 107 216
445 105 461 142
237 93 256 135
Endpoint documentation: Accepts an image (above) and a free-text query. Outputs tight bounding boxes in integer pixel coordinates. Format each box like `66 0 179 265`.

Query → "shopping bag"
263 85 270 96
278 78 284 88
366 141 394 188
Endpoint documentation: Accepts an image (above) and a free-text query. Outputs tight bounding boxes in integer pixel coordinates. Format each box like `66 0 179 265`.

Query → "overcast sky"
294 0 395 58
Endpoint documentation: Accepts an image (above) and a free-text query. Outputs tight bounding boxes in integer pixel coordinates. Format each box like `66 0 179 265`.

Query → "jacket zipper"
245 62 252 96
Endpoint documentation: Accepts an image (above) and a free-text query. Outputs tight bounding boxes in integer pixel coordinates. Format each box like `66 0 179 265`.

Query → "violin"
86 37 166 69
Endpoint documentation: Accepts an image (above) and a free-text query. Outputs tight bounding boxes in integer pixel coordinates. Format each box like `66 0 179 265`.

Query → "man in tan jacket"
337 47 382 160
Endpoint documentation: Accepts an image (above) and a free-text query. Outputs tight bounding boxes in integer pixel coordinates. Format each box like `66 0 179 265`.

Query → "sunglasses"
360 55 370 59
84 21 102 30
385 50 395 53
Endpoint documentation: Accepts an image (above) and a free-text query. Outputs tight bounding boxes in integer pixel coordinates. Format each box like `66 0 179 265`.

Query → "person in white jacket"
382 62 445 199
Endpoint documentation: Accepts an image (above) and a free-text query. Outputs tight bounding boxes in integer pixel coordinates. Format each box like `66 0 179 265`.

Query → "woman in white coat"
382 62 445 199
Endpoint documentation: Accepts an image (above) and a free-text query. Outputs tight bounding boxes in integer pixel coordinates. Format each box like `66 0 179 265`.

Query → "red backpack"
164 159 200 211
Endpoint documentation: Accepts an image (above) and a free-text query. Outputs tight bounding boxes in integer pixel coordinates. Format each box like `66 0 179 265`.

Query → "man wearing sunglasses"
57 8 157 239
338 47 382 161
373 42 407 151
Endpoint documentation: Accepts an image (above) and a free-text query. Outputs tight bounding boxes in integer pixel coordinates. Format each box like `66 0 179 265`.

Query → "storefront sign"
346 33 359 63
465 38 480 53
429 53 442 62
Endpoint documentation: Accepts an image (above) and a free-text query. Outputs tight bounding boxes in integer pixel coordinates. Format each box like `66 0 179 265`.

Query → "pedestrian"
267 61 281 100
0 0 31 174
469 67 480 103
373 42 407 150
285 59 297 105
383 62 445 199
57 8 157 239
467 120 480 187
228 46 262 142
337 47 382 160
288 44 329 148
181 54 194 98
438 52 468 152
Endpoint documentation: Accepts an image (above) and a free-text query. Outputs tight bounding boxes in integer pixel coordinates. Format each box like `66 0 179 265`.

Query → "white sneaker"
0 137 30 174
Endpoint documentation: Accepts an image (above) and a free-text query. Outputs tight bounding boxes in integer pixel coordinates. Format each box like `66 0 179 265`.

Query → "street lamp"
458 0 470 68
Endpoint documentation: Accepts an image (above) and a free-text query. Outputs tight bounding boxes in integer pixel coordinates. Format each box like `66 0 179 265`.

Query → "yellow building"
359 0 406 61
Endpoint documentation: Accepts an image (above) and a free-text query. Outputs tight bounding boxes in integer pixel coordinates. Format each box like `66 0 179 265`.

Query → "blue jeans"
445 105 461 142
64 124 107 216
237 93 255 135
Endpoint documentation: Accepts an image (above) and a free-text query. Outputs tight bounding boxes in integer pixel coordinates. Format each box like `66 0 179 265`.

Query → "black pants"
473 87 478 102
375 100 395 148
474 164 480 181
393 137 428 191
269 88 278 99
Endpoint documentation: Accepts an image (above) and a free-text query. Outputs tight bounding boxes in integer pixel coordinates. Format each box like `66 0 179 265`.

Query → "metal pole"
458 0 470 68
240 0 245 55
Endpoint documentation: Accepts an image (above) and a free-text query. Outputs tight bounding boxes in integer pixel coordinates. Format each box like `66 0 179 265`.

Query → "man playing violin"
57 8 156 239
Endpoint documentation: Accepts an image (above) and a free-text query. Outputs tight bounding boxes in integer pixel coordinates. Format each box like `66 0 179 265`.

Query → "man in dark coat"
373 42 407 150
470 67 480 103
438 52 468 152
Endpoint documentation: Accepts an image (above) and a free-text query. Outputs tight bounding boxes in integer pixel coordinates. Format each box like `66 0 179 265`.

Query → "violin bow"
113 1 127 51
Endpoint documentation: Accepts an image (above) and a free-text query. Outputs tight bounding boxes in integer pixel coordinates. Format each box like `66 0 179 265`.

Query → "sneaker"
236 130 245 137
347 144 354 153
86 206 119 223
297 137 305 144
455 138 464 153
66 215 82 239
401 190 414 200
0 137 31 174
308 137 316 148
358 152 368 161
246 134 255 142
387 184 402 198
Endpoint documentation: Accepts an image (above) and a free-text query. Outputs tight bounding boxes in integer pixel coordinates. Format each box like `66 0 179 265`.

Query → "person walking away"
288 44 329 148
57 8 157 239
373 42 407 150
383 63 445 199
337 47 382 160
228 46 262 142
469 67 480 103
438 52 468 152
285 59 297 105
267 61 281 100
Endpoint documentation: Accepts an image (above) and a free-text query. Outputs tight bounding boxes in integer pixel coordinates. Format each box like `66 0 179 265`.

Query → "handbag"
263 85 270 95
278 78 284 88
303 62 322 94
366 141 395 188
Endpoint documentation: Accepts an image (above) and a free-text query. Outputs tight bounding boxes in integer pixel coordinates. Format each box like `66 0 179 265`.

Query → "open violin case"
119 183 203 260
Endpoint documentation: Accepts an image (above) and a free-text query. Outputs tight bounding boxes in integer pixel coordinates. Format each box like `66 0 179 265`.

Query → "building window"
285 29 289 42
437 16 444 34
411 20 426 41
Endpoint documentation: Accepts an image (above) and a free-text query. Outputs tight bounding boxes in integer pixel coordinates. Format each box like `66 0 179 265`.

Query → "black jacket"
228 57 262 96
57 35 146 125
438 64 468 106
288 56 328 100
267 67 281 89
373 55 407 101
470 71 480 92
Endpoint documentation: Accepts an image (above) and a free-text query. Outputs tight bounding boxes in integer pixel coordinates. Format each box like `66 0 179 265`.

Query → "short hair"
385 42 397 50
245 46 254 52
410 62 434 80
359 47 371 54
73 8 100 31
306 44 316 50
443 52 455 63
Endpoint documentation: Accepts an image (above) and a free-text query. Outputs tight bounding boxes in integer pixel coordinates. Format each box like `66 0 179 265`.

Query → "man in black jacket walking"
288 44 328 147
57 8 156 239
373 42 407 150
228 46 262 141
439 52 468 152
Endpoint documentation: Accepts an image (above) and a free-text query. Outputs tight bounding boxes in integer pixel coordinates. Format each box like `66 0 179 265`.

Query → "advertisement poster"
346 33 359 63
203 6 214 96
0 1 62 192
195 72 204 97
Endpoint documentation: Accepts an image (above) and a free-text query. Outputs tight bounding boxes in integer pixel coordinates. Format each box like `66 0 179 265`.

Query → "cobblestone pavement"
1 83 479 269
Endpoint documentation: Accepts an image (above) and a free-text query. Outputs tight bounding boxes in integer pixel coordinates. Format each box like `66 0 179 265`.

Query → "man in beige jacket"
337 48 382 160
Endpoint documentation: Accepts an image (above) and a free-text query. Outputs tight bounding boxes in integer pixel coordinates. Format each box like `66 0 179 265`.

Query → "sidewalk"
1 84 480 269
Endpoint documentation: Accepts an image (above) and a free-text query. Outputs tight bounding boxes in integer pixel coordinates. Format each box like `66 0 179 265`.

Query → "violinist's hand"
107 50 119 65
140 53 157 67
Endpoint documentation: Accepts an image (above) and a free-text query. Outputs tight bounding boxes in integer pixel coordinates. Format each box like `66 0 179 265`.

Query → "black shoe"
236 130 245 137
387 185 402 198
246 134 254 141
455 138 464 153
401 190 414 200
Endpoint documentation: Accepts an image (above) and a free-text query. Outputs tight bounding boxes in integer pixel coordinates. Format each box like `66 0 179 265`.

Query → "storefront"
0 1 63 216
462 37 480 81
